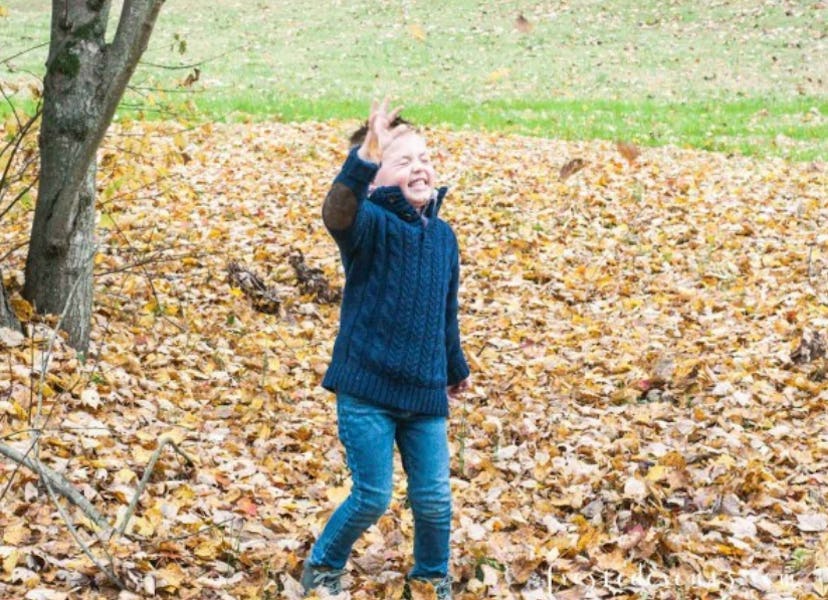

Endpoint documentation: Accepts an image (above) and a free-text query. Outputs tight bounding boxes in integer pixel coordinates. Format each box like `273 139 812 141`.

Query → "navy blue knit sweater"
321 147 470 416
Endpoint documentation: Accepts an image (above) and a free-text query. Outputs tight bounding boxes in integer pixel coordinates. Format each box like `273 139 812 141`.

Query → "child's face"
374 132 436 209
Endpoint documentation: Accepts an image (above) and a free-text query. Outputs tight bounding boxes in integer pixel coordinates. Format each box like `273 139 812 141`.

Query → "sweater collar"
368 186 449 222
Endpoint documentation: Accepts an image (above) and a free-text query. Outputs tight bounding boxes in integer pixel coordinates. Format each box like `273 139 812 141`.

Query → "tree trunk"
23 0 164 352
0 274 21 332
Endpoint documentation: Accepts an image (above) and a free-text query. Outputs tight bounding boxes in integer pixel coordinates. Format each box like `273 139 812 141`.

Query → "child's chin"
405 191 433 208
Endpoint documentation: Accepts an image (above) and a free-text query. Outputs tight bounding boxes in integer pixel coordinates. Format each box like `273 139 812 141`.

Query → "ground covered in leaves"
1 121 827 599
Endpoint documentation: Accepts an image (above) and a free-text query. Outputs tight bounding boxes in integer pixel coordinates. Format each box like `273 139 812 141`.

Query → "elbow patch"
323 182 359 231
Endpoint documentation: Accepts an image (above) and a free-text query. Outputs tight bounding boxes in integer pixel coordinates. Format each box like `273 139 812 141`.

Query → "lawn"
1 0 826 160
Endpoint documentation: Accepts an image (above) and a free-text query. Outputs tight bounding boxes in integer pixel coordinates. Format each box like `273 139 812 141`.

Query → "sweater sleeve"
445 243 470 386
322 146 380 253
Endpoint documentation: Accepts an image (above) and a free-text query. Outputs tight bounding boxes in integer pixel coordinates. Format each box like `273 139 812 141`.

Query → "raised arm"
322 98 408 232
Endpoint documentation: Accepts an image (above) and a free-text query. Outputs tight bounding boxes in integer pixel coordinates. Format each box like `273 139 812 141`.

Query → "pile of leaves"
1 119 827 599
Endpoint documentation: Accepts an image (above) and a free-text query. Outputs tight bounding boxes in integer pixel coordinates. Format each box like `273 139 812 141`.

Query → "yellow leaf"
645 464 670 483
3 549 19 575
10 296 33 321
194 538 222 559
326 485 351 504
156 563 187 591
114 468 137 484
408 23 427 41
132 516 156 537
487 68 510 83
3 523 27 545
98 213 116 229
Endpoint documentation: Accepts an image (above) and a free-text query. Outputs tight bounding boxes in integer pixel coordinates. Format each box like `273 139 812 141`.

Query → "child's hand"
447 376 470 398
358 97 408 163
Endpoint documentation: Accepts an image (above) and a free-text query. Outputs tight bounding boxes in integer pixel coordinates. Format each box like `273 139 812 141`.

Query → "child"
301 99 470 599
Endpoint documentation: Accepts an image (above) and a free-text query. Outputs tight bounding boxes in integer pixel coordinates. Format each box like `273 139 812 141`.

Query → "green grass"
1 0 826 160
188 95 827 160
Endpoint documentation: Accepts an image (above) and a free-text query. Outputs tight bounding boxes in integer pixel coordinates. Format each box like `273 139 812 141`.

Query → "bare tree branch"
0 84 24 130
0 443 113 535
138 44 244 70
0 177 39 223
40 467 124 589
0 105 41 183
0 41 51 67
116 436 195 536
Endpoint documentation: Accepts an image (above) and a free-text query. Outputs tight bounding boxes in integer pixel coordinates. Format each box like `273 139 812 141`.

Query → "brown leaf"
226 260 281 314
558 158 587 181
515 14 534 34
616 140 641 164
180 67 200 88
406 578 438 599
288 248 341 304
791 329 826 364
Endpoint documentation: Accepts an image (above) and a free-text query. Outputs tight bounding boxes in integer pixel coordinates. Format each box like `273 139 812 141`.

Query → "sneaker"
301 561 345 596
402 575 452 600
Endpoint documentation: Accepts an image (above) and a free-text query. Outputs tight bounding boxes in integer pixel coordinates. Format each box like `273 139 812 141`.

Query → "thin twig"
0 41 50 66
128 84 205 94
0 153 39 203
0 106 41 189
153 516 237 543
116 436 195 536
0 239 29 262
1 248 98 507
98 250 213 276
0 176 38 222
0 84 23 130
138 45 244 70
40 469 124 589
0 443 112 534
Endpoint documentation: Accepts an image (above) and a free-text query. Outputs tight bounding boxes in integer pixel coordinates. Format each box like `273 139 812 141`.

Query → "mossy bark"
23 0 165 352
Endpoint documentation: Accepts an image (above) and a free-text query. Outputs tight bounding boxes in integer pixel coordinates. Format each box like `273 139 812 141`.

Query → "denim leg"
396 414 452 579
310 394 395 569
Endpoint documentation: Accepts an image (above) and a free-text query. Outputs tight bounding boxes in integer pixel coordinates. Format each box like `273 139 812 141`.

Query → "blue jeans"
309 393 452 579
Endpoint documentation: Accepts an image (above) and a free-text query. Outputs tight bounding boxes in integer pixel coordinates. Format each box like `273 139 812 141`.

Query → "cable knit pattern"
321 147 470 416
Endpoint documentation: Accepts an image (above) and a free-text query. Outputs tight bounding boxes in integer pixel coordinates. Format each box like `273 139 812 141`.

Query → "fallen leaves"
1 119 827 598
791 328 827 363
0 325 24 347
798 514 828 534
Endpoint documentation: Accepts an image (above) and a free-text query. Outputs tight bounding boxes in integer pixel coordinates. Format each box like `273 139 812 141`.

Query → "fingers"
364 96 407 159
387 104 403 124
447 377 470 398
369 96 403 126
388 122 411 140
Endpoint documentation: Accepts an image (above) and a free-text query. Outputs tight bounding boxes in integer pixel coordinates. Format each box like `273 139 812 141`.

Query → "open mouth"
408 177 430 191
